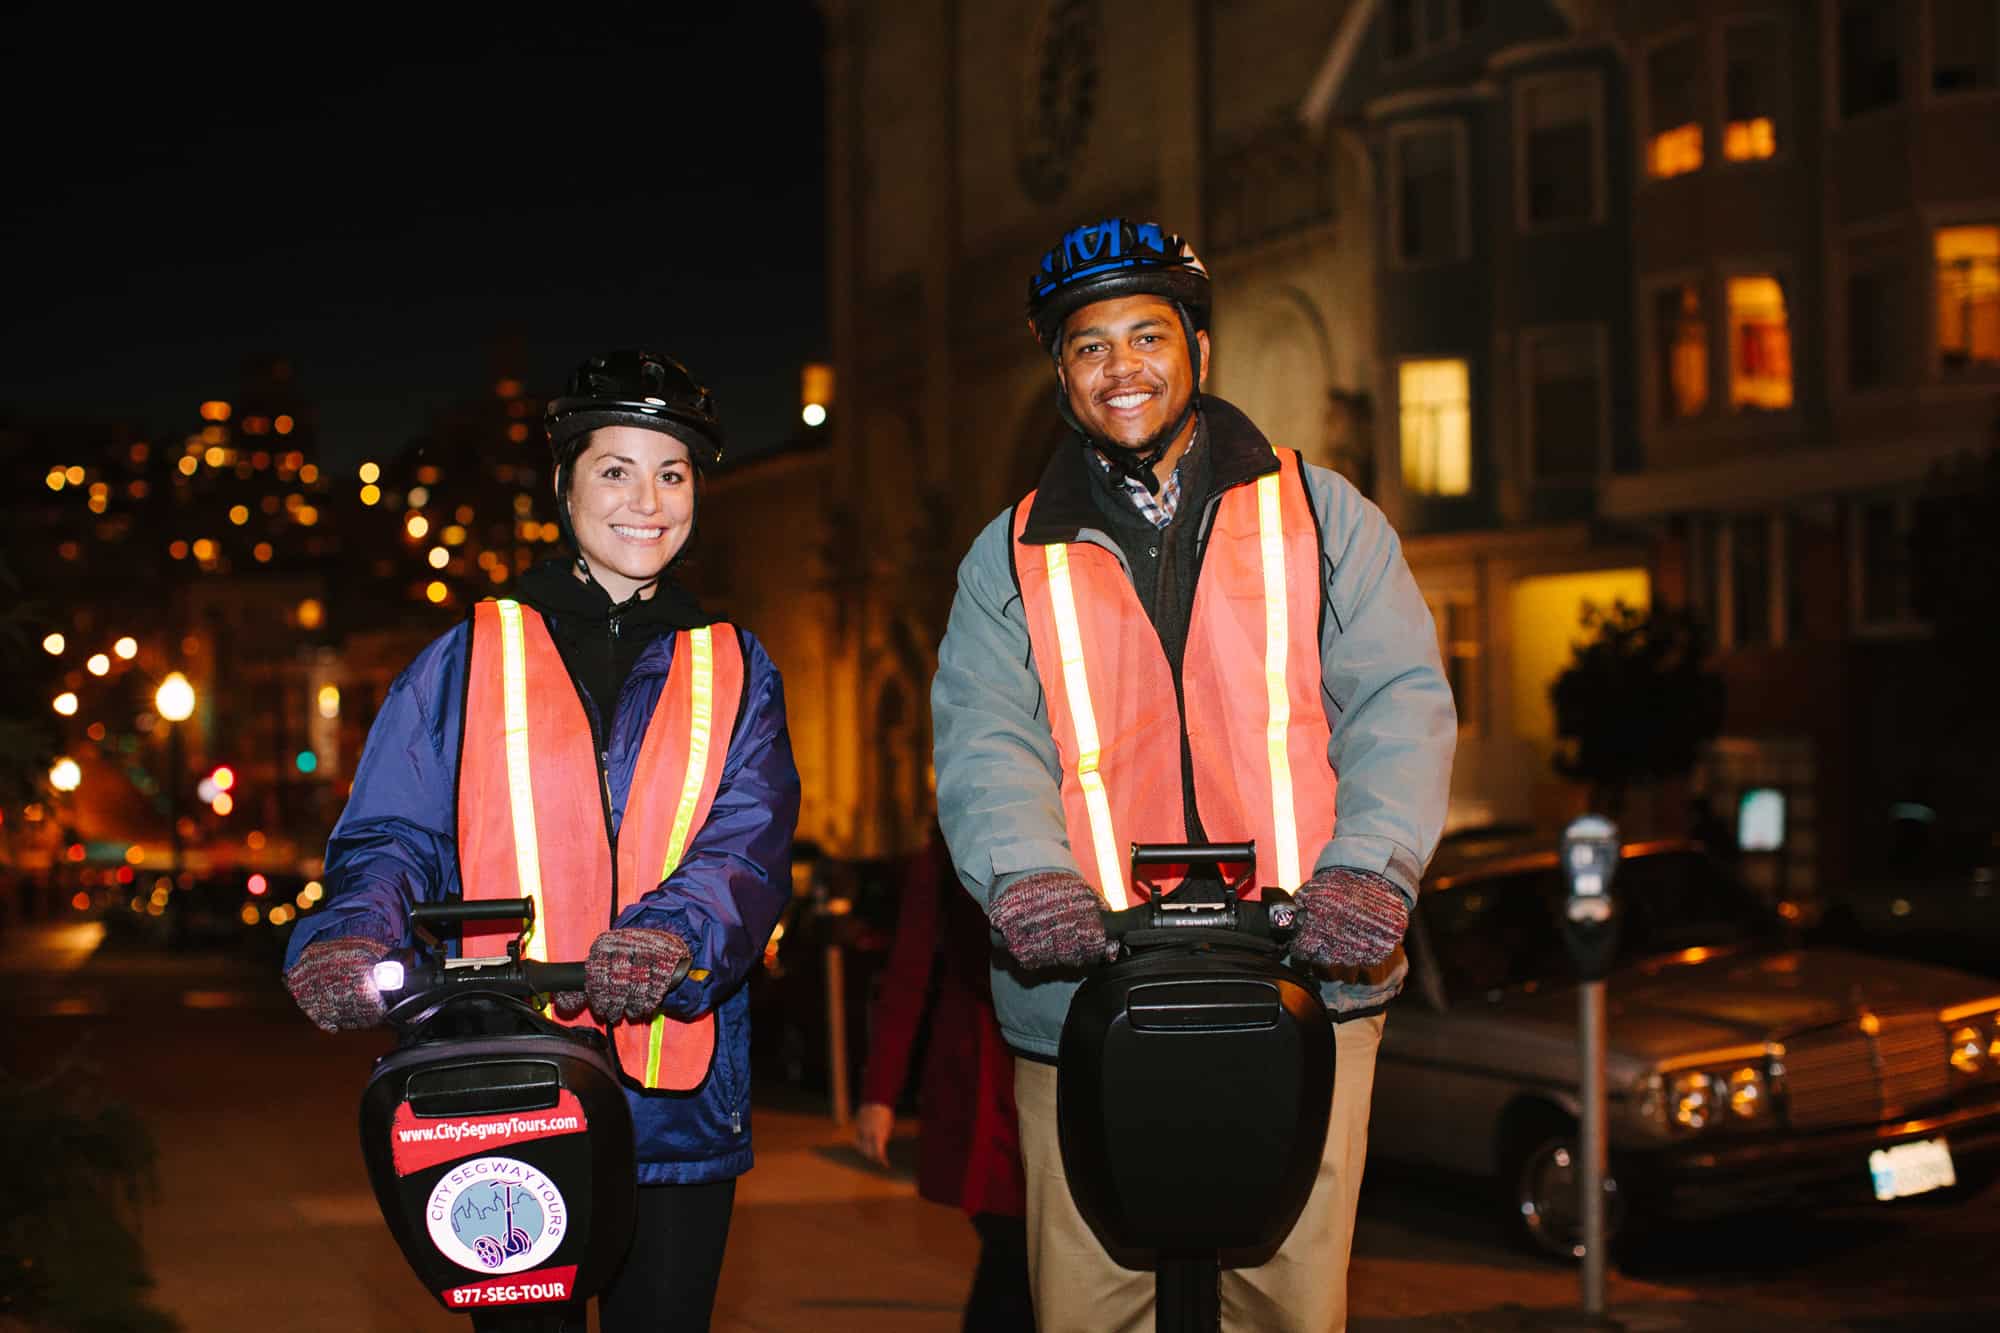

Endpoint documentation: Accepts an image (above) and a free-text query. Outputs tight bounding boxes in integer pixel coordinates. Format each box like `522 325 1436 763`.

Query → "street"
5 926 1997 1333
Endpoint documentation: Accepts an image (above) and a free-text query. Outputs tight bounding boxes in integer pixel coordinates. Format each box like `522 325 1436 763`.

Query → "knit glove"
285 936 392 1032
559 927 691 1025
988 871 1109 970
1291 867 1411 970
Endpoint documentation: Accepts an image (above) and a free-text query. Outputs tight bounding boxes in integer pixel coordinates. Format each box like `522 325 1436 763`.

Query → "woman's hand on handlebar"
285 936 394 1032
578 927 693 1023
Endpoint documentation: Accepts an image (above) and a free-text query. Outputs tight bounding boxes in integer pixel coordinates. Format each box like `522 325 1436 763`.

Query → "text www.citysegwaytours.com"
397 1113 583 1147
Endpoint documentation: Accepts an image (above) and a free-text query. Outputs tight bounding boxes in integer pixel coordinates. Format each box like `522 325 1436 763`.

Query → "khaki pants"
1014 1012 1384 1333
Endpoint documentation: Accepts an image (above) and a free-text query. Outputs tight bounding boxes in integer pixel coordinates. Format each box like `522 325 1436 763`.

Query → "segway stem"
1156 1253 1222 1332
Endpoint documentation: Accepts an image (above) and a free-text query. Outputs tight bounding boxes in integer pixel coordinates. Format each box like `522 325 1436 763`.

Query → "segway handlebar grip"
522 961 587 993
1128 841 1255 869
410 897 536 930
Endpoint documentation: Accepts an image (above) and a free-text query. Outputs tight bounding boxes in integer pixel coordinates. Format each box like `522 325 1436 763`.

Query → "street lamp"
155 673 197 881
49 757 82 793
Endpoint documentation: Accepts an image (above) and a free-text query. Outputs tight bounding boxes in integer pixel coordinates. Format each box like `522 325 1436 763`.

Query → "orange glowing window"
1722 22 1781 162
1935 224 2000 372
1723 117 1776 161
1646 35 1704 180
1648 123 1703 178
1727 275 1794 410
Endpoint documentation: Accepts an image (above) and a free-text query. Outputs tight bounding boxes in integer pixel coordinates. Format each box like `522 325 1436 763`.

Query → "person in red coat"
855 827 1035 1332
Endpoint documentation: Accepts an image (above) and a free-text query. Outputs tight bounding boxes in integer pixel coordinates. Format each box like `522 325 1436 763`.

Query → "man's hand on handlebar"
286 935 393 1031
988 871 1113 970
1291 866 1409 970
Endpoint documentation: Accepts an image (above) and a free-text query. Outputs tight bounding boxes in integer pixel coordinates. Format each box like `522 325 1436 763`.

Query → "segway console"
358 899 636 1332
1057 843 1336 1332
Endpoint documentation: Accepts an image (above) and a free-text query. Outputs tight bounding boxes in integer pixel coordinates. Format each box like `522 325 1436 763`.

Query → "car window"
1611 850 1775 956
1421 867 1569 999
1421 851 1777 1000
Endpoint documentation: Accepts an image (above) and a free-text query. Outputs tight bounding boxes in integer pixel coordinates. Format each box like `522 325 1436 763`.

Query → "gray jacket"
932 399 1457 1058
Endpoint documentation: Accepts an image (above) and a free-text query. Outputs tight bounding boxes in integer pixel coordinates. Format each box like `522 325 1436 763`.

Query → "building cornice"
1600 435 1985 518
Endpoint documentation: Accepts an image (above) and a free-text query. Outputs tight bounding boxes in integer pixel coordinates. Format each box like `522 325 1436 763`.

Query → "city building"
716 0 1997 901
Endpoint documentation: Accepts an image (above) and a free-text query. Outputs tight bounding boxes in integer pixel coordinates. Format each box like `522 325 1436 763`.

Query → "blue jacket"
285 612 801 1184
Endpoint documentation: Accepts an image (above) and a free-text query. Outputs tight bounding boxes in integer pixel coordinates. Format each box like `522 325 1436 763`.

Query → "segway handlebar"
1099 840 1299 945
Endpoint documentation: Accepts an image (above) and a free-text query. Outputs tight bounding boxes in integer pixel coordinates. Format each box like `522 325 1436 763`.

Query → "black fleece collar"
1017 396 1281 546
514 558 711 632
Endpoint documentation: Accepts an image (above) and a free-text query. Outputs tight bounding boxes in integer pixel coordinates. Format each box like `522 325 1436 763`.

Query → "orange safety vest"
1011 450 1336 908
456 598 744 1092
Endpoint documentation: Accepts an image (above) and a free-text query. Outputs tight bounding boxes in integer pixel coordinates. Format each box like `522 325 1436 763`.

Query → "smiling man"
931 219 1458 1331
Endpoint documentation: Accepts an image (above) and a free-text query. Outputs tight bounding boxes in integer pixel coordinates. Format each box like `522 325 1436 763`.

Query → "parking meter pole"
825 942 850 1127
1559 814 1621 1328
1580 977 1608 1316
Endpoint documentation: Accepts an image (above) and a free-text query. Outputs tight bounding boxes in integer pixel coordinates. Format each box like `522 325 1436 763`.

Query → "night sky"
0 6 827 469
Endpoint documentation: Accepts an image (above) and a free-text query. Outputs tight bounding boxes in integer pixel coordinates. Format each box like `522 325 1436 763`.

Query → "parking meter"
1561 815 1621 981
1561 815 1621 1325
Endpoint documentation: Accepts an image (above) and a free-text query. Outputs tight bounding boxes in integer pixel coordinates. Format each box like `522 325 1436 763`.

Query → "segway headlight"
371 958 406 995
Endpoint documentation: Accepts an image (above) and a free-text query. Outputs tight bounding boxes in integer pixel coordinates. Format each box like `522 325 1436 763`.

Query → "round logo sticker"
425 1155 568 1274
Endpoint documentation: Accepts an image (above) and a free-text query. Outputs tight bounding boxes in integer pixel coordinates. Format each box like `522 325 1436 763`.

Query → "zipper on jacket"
557 623 620 928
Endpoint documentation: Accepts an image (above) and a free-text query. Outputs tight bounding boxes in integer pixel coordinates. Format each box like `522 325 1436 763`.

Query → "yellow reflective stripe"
495 600 548 961
1045 545 1127 910
648 626 717 1088
659 626 715 881
1257 474 1303 891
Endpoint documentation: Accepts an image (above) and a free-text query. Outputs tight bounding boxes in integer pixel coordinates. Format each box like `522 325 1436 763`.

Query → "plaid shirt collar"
1089 420 1201 530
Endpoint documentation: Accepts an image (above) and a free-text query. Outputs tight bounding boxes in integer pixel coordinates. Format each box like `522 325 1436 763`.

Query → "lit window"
1838 1 1901 118
1935 224 2000 374
1646 36 1704 179
1932 0 1998 93
1523 329 1602 482
1520 75 1598 228
1722 23 1780 162
1727 275 1793 410
1394 126 1464 265
1399 359 1471 497
1653 282 1709 422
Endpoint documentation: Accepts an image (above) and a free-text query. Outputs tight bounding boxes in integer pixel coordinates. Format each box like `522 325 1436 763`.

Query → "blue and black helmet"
1026 218 1211 351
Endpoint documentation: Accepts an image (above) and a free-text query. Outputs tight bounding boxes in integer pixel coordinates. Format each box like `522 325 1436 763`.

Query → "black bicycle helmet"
545 348 724 468
1026 219 1211 353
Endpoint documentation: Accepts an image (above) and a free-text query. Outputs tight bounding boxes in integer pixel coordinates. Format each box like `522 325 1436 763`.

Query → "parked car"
1369 835 2000 1260
1817 808 2000 978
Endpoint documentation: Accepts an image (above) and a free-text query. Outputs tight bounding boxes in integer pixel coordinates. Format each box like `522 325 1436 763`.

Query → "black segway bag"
359 925 636 1317
1056 847 1336 1255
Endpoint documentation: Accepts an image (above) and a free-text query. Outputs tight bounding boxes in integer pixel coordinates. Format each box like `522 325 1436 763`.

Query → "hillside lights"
49 757 82 792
